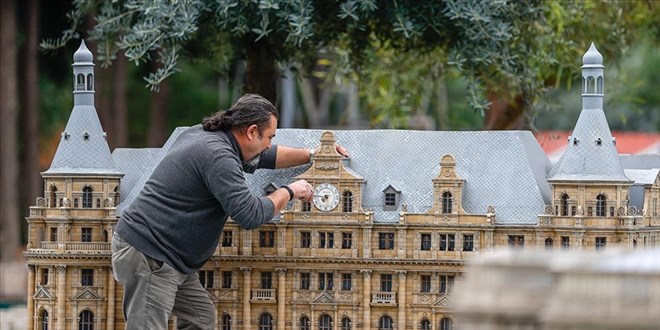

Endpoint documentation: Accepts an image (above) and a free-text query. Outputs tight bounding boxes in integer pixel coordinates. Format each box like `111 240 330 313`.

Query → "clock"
313 183 340 211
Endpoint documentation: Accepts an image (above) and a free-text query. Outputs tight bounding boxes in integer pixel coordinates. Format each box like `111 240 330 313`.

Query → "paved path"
0 304 27 330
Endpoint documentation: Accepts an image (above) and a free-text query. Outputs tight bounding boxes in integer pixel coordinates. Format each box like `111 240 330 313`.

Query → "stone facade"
24 41 660 330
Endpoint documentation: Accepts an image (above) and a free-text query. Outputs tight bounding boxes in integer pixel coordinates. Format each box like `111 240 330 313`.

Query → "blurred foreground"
455 248 660 329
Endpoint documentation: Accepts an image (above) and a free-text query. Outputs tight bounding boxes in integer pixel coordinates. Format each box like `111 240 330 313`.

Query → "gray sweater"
116 124 277 274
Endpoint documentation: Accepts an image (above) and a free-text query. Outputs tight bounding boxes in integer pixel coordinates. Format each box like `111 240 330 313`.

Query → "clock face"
313 183 340 212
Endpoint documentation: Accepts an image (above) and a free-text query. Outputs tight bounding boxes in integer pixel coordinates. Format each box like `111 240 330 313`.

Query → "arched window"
378 315 393 330
222 314 232 330
76 74 85 91
79 310 94 330
420 319 431 330
561 193 569 216
596 76 603 94
442 192 453 214
545 237 553 250
82 187 93 208
259 313 272 330
586 76 595 94
114 186 120 207
319 314 332 330
343 191 353 212
596 194 606 217
41 310 49 330
49 185 57 207
341 317 351 330
440 317 453 330
87 73 94 90
299 316 310 330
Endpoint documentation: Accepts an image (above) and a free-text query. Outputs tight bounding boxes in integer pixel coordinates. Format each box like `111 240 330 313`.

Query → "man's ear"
246 124 259 141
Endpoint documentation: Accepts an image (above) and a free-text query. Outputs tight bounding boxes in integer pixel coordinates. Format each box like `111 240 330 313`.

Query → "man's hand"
313 144 350 158
287 180 314 202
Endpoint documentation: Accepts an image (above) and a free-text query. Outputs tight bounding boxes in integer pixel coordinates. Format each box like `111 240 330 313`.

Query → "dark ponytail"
203 94 278 132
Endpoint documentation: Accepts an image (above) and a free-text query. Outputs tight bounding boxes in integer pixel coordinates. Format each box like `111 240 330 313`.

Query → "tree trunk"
484 93 525 130
147 58 169 147
244 42 278 106
0 0 21 261
112 51 128 147
21 0 41 246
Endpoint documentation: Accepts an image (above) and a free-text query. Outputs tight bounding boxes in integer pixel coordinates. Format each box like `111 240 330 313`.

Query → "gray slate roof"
620 154 660 170
43 105 121 176
548 108 630 182
624 168 660 210
113 127 187 214
116 128 553 225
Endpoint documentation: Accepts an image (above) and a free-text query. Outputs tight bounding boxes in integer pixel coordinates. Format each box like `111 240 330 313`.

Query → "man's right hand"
287 180 314 202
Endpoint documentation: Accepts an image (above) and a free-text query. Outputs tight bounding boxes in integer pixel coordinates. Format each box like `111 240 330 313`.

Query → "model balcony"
371 291 397 305
251 288 276 302
32 241 110 253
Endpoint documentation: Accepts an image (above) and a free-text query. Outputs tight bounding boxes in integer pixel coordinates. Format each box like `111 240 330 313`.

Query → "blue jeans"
111 233 216 329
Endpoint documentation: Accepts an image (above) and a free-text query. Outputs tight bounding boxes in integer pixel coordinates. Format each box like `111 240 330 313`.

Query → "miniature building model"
25 41 660 329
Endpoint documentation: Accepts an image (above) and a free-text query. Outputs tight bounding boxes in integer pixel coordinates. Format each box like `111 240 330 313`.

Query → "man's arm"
274 145 350 168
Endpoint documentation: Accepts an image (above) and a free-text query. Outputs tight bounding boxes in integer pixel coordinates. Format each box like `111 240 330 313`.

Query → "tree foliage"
41 0 659 127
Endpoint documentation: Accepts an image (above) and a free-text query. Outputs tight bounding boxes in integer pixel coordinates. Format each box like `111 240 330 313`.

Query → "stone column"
56 265 66 330
396 271 407 330
276 268 287 330
241 267 252 329
361 270 372 329
27 265 35 330
107 266 116 330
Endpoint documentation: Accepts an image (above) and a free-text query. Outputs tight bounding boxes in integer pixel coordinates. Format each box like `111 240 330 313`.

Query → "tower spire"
548 43 629 183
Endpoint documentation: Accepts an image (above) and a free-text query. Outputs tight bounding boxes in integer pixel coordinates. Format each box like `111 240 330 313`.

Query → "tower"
25 40 123 330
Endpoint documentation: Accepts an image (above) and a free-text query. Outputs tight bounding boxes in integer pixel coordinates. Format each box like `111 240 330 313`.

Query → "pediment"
34 286 53 300
432 295 451 307
73 287 103 301
311 291 337 305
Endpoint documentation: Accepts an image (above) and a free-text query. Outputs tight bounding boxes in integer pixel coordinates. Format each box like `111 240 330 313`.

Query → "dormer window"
596 138 602 146
442 191 453 214
382 185 401 211
342 191 353 212
83 132 90 141
573 137 579 146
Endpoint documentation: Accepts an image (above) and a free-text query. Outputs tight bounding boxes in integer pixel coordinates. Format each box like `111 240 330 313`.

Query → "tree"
1 0 21 262
42 0 658 129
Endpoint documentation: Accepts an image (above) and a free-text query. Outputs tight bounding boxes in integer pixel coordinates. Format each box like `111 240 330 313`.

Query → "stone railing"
36 242 110 253
371 291 397 304
251 288 276 302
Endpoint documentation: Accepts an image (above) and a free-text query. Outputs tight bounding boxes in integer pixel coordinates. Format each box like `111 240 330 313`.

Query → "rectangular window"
385 193 396 206
439 275 454 294
341 232 352 249
259 231 275 248
561 236 570 250
341 273 352 291
50 228 57 242
301 231 311 248
420 275 431 292
380 274 392 292
96 198 101 208
261 272 272 289
222 271 232 288
571 206 576 216
318 272 333 290
421 233 432 251
508 235 525 248
463 234 474 251
81 228 92 242
609 206 615 217
73 198 79 208
300 272 310 290
81 269 94 286
440 233 455 251
587 206 593 216
596 237 607 250
199 270 214 288
41 268 49 285
302 201 311 212
221 230 233 247
319 232 334 248
378 232 395 250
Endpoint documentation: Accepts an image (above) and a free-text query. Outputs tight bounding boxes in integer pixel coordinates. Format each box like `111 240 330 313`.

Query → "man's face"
245 114 277 161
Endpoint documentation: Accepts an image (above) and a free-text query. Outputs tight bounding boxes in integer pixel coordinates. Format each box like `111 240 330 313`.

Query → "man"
112 94 348 329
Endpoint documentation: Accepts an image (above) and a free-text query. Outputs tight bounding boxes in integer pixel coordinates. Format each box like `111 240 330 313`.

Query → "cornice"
214 256 464 267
